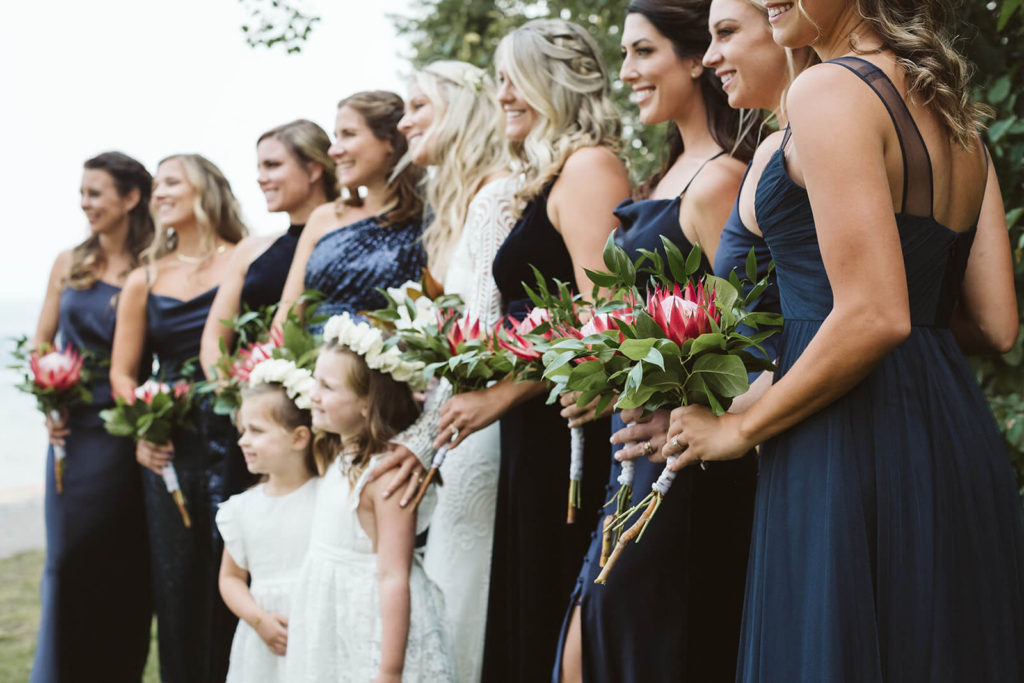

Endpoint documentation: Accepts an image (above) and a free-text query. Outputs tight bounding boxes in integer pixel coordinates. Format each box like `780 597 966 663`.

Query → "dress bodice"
304 215 425 331
57 281 120 411
147 287 217 382
613 197 696 261
240 223 303 312
492 184 576 319
756 57 978 328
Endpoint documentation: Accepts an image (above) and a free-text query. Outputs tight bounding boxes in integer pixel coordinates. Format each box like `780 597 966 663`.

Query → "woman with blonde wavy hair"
664 0 1024 679
427 19 631 682
30 152 154 683
110 153 247 683
397 59 515 681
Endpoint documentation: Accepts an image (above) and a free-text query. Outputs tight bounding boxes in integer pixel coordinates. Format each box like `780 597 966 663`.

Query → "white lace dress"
216 478 318 683
425 175 517 682
285 456 455 682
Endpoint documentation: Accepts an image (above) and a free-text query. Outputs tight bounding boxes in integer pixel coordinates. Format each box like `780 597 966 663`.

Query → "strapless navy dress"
30 281 151 683
304 215 424 332
551 161 768 681
737 56 1024 682
480 184 612 683
145 286 233 683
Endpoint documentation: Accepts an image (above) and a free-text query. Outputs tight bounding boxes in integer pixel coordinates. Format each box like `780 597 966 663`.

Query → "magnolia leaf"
684 242 704 278
619 338 657 361
633 311 664 340
689 333 727 355
707 275 738 312
693 354 749 398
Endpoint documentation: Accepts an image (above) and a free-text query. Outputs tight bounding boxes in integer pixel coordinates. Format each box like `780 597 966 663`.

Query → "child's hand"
255 612 288 656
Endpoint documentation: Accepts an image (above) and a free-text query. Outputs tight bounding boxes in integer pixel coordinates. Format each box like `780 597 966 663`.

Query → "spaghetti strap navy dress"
219 223 306 500
551 155 766 683
30 280 151 683
482 183 612 683
303 215 425 333
738 56 1024 682
145 286 233 683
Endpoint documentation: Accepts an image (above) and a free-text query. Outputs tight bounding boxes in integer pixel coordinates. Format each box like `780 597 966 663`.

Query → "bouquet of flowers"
100 379 195 527
372 276 510 506
10 338 93 494
577 236 780 582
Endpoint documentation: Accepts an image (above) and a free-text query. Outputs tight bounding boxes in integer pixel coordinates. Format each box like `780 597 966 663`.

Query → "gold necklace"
175 244 226 264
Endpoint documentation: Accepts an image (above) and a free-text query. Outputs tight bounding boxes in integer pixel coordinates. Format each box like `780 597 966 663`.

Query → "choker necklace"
175 244 226 264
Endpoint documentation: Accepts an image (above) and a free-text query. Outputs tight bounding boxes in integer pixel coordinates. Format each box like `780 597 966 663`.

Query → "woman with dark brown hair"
30 151 154 683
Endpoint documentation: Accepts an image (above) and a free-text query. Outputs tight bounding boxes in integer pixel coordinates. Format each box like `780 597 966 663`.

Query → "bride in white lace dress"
397 62 516 682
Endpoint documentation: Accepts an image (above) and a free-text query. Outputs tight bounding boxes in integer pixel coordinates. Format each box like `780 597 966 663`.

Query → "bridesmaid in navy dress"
667 1 1024 680
199 119 337 500
553 2 757 681
30 152 154 683
273 91 426 336
111 154 246 683
427 20 631 682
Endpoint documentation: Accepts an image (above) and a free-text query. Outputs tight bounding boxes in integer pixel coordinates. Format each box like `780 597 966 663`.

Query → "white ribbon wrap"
569 425 584 481
161 463 181 494
49 410 66 463
617 421 636 487
651 456 678 496
430 444 449 470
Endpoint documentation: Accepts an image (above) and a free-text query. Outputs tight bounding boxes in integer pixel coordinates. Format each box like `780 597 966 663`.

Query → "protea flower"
495 316 543 361
134 379 172 405
30 345 84 392
579 307 635 342
172 381 191 400
442 311 487 355
517 307 552 337
646 282 718 347
231 328 283 382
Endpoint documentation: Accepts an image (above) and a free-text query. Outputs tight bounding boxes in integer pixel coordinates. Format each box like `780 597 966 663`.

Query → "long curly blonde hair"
495 19 623 213
796 0 987 147
143 154 247 266
411 61 509 279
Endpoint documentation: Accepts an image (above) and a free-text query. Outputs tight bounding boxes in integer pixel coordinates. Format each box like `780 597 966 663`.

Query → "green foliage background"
244 0 1024 495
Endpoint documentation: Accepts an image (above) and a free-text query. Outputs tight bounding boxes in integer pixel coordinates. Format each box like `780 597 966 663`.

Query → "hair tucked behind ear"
495 19 623 213
69 152 154 289
834 0 987 147
258 119 340 202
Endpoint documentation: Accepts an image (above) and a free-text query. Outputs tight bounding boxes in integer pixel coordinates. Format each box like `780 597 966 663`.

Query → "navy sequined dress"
737 56 1024 681
30 281 151 683
482 185 613 683
304 215 425 331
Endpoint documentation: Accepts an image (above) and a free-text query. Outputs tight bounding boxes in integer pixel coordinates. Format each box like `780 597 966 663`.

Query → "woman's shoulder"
685 153 745 209
561 145 626 179
232 233 280 267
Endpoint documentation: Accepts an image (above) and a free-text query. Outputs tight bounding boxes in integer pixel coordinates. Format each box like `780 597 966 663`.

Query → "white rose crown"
247 358 316 410
322 313 426 390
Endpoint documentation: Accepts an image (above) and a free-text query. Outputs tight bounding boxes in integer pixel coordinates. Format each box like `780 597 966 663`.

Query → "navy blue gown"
482 184 613 683
552 169 767 682
30 281 151 683
738 56 1024 681
145 286 232 683
219 224 305 500
304 215 424 332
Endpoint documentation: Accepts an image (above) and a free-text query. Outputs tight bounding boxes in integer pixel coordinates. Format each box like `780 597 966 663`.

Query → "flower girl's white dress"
216 477 318 683
285 455 455 682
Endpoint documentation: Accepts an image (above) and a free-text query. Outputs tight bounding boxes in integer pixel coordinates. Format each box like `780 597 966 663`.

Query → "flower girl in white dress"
216 359 319 683
286 313 455 683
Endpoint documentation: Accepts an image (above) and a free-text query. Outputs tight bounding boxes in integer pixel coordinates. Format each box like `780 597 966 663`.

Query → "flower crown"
322 313 426 389
247 358 316 411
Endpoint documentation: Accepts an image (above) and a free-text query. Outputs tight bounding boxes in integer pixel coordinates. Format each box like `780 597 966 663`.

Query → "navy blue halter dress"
30 280 151 683
551 159 764 683
738 56 1024 682
145 286 233 683
219 223 306 499
304 215 424 332
482 184 613 683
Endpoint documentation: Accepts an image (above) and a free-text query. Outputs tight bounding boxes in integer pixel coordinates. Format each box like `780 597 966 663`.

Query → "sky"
0 0 414 306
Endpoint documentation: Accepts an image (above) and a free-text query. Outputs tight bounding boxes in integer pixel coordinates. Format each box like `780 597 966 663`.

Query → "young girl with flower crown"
285 313 455 682
215 358 319 683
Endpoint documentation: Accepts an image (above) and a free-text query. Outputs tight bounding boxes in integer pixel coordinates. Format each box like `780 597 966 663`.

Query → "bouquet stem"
50 411 65 495
567 425 584 524
161 464 191 528
410 444 449 509
594 456 677 583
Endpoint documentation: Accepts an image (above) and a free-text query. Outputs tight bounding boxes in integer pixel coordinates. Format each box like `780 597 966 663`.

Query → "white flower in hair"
247 358 315 410
322 313 426 389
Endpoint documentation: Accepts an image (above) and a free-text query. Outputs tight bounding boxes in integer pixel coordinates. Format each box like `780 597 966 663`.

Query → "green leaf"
989 116 1018 144
619 338 657 361
692 354 749 398
987 75 1013 105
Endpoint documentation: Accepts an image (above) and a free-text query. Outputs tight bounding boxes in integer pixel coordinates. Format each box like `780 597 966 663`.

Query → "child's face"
310 350 368 438
236 392 300 475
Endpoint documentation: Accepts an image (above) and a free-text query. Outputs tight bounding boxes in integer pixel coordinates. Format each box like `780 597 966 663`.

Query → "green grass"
0 550 159 682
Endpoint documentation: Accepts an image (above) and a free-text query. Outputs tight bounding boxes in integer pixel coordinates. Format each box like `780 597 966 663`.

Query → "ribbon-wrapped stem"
50 410 66 495
161 464 191 528
567 425 584 523
410 443 449 509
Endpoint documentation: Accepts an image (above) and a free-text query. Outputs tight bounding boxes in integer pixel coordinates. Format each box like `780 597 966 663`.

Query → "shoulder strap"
679 150 727 197
828 55 933 217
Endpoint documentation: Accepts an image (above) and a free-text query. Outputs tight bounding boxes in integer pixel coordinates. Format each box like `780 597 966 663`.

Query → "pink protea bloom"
231 333 281 382
442 311 486 355
134 379 171 405
495 316 543 362
172 381 191 400
517 307 552 337
579 307 635 342
646 282 719 347
30 345 84 392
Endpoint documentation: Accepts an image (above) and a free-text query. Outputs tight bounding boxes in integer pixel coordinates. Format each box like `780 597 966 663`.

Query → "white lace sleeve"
390 381 453 467
463 177 517 325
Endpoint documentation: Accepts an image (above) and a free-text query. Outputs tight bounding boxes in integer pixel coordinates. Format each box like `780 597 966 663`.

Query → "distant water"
0 297 51 491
